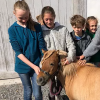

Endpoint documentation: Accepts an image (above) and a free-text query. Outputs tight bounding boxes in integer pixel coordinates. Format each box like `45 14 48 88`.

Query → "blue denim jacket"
8 22 46 73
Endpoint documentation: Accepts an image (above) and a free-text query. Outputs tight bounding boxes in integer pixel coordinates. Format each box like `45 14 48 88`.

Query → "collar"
41 22 60 31
13 21 28 28
71 30 86 40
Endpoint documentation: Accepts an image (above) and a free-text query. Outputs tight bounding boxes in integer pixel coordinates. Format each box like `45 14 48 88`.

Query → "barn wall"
0 0 87 79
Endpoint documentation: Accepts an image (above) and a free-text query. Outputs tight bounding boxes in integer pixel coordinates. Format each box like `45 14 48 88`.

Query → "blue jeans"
19 72 42 100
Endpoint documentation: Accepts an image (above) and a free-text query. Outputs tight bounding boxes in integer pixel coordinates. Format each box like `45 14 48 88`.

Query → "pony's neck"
57 70 65 87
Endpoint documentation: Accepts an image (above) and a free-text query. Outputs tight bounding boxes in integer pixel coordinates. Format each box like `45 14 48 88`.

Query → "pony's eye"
50 63 54 66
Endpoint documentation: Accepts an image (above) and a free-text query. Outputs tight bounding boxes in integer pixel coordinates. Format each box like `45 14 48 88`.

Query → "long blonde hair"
14 0 35 31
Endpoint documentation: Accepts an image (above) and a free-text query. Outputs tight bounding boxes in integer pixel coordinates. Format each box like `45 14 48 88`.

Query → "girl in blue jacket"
8 0 46 100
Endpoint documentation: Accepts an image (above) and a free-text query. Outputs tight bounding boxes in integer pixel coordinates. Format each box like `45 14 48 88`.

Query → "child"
36 14 44 25
41 6 76 100
86 16 98 38
70 15 91 62
8 0 46 100
80 17 100 66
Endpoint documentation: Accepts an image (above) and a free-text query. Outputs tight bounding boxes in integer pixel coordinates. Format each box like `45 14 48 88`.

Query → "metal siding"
0 0 87 79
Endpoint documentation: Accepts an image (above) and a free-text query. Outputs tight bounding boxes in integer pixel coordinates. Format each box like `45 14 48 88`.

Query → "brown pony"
37 50 100 100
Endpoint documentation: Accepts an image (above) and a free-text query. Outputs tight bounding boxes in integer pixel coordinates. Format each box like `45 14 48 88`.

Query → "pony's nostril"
38 77 44 83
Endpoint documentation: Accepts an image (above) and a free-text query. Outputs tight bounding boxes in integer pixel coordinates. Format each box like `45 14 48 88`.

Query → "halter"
40 50 62 96
40 60 61 80
40 51 61 79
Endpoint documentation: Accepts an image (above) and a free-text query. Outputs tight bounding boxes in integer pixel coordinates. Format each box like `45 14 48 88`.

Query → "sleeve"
83 27 100 57
84 35 92 62
65 28 76 62
37 24 47 56
8 27 22 56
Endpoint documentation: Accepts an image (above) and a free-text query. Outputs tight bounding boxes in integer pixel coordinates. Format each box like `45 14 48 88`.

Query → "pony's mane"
58 50 77 76
58 50 96 76
41 50 55 64
62 61 96 76
41 50 96 77
62 61 78 76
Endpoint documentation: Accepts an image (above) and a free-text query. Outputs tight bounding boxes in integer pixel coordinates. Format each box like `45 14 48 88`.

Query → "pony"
37 50 100 100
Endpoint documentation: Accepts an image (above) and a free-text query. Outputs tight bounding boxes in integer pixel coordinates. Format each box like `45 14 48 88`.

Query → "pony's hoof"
48 94 55 100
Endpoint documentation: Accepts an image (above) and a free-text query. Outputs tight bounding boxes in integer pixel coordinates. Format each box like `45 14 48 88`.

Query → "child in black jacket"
70 15 91 62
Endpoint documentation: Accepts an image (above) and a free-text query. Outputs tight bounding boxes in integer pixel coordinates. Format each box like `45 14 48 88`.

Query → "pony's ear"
57 50 68 57
42 49 47 54
56 50 59 55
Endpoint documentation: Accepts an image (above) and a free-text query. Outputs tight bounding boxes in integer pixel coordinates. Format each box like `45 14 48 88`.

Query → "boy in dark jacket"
70 15 91 62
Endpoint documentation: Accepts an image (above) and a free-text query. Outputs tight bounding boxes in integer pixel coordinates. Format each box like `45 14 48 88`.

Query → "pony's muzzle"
37 76 46 86
37 77 44 83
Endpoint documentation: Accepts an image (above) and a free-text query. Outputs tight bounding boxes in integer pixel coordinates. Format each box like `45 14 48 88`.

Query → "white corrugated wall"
0 0 87 79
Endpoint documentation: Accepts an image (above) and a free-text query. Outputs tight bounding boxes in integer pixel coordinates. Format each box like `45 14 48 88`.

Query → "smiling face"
43 13 55 29
14 8 29 27
88 20 97 34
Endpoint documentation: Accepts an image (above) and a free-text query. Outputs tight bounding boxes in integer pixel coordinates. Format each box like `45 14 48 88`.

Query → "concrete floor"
0 78 66 100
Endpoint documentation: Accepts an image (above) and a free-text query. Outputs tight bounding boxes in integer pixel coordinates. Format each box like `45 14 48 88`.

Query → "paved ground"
0 78 66 100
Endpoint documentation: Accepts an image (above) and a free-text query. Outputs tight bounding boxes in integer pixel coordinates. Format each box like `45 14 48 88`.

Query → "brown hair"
14 0 35 31
41 6 56 19
86 16 98 29
70 15 86 27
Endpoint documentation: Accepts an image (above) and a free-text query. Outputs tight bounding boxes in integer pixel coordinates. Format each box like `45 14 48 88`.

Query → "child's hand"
79 55 85 60
34 65 40 75
78 59 86 66
64 58 70 65
61 58 69 65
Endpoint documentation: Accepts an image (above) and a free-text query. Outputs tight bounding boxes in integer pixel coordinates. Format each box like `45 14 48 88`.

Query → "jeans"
19 72 42 100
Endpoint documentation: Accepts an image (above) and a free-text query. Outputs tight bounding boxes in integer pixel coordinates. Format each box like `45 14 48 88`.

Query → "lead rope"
55 76 58 100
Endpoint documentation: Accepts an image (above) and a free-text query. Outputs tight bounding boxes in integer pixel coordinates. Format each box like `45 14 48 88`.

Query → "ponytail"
14 0 36 31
